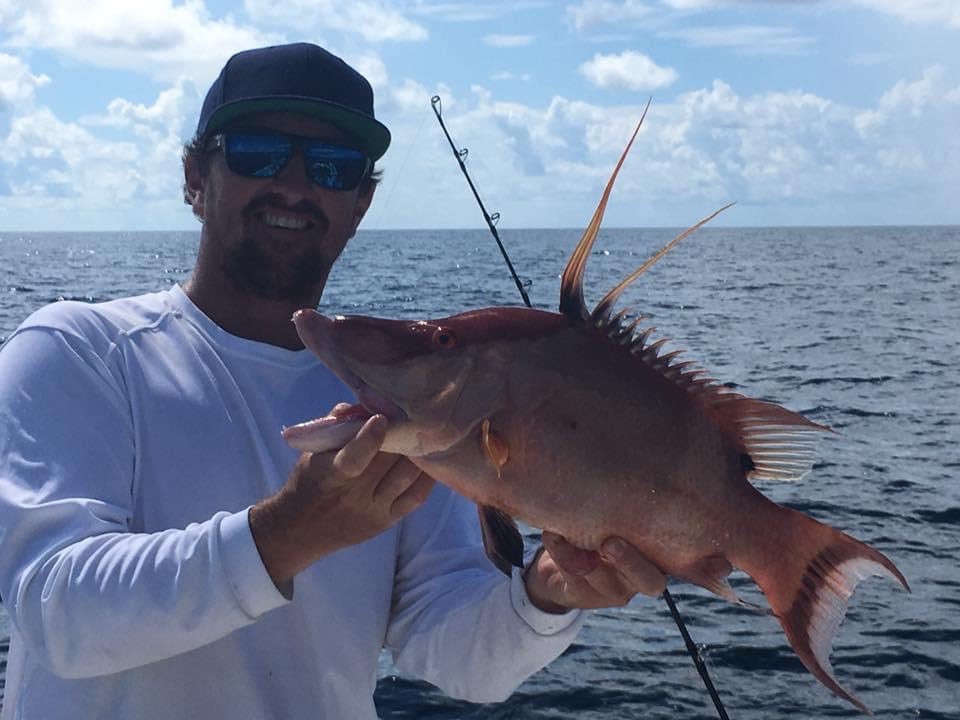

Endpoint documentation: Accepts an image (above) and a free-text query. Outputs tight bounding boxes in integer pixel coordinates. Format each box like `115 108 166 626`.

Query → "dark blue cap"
197 43 391 161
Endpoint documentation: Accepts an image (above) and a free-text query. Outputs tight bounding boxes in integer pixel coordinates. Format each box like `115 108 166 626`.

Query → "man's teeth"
263 213 309 230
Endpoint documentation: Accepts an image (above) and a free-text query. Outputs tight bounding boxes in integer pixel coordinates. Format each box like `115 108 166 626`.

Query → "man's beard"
220 195 333 303
221 233 329 303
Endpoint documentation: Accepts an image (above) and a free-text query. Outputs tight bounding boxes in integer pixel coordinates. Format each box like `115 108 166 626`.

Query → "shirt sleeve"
384 486 585 703
0 322 288 679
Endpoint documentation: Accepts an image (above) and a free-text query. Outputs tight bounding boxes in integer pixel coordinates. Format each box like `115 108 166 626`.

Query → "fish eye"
432 327 457 349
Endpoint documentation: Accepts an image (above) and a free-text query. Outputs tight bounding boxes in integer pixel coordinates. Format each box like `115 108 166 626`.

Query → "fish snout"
292 309 334 356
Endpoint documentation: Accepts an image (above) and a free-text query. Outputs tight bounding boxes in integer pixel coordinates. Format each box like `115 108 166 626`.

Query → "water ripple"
2 226 959 719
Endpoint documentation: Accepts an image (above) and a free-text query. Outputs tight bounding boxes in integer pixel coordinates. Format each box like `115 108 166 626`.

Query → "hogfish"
285 110 908 713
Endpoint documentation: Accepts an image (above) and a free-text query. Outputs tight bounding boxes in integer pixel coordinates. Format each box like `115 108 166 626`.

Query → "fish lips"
293 309 409 423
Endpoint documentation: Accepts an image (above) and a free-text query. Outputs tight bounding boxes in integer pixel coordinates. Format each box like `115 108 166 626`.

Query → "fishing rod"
430 97 532 308
430 95 731 720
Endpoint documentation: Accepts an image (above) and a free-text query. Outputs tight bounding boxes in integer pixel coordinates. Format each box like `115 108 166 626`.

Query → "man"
0 43 664 718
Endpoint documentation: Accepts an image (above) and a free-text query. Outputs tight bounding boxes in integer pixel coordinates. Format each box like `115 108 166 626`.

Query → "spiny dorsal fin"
559 99 651 322
598 310 829 482
591 202 735 323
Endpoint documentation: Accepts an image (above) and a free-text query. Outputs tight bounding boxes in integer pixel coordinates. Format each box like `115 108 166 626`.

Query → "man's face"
187 112 375 304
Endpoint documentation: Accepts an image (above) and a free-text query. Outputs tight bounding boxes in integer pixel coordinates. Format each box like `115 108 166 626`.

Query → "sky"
0 0 958 231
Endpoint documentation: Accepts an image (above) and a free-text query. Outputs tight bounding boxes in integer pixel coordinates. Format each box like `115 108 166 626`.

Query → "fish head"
292 307 569 457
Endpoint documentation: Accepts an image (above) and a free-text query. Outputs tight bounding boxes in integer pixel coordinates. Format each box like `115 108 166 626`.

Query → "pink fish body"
287 110 908 714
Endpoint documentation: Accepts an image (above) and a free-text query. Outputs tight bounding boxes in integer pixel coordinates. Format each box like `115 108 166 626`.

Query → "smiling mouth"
257 211 313 231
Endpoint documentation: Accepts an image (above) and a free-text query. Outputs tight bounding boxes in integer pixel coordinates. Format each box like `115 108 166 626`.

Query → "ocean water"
0 226 958 719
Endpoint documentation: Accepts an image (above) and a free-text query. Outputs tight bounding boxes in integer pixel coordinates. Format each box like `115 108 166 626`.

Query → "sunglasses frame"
205 130 372 192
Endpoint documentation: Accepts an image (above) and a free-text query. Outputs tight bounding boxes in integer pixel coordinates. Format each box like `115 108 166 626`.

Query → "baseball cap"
197 42 391 161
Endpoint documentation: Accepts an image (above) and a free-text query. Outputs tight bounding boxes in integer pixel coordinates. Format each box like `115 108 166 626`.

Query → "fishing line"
430 97 532 308
378 106 430 218
430 95 731 720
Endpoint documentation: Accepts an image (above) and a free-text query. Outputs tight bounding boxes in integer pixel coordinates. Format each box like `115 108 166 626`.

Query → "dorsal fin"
598 311 829 482
591 202 735 323
710 395 830 481
559 99 651 322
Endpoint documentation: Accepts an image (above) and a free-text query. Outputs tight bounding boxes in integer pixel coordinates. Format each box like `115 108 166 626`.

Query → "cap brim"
204 98 391 161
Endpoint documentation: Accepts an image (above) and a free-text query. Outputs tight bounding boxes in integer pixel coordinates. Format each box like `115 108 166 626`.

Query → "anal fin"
677 555 769 612
479 505 525 576
677 555 740 605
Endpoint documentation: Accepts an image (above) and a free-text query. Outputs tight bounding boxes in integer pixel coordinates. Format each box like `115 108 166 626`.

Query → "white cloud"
662 0 718 8
0 2 957 229
0 53 50 112
1 0 278 85
569 0 960 32
409 1 550 23
388 78 435 113
483 34 536 47
371 63 960 229
351 53 391 93
491 71 532 82
243 0 428 42
641 69 959 209
2 108 146 204
855 65 952 137
854 0 960 29
566 0 655 31
579 51 678 91
0 76 201 217
92 79 200 132
662 24 815 55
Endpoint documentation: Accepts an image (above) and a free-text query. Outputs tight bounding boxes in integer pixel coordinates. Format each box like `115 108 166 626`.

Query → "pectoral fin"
481 418 509 476
478 505 525 576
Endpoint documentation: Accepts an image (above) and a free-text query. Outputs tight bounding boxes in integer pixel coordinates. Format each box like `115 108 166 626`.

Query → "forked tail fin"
750 508 909 714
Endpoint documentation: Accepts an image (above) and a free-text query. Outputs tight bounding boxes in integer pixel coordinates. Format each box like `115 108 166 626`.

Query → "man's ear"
184 155 206 220
349 184 376 236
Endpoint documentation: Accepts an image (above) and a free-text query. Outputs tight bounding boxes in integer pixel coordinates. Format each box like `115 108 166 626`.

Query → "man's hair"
181 134 382 220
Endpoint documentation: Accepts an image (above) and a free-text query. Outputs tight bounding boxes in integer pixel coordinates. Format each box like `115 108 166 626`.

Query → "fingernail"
603 538 626 559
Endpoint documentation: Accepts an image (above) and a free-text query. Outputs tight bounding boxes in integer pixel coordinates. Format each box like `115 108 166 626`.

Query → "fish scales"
482 328 737 554
285 111 909 714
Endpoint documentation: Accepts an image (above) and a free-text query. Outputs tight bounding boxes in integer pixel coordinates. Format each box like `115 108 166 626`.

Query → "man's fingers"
390 472 436 517
600 537 667 597
332 415 388 477
371 457 421 502
542 531 601 576
328 402 355 417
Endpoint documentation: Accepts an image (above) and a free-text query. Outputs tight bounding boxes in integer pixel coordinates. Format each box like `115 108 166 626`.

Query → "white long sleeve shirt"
0 285 582 719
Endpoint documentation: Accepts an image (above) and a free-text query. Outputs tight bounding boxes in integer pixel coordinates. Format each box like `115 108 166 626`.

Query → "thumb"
542 531 601 576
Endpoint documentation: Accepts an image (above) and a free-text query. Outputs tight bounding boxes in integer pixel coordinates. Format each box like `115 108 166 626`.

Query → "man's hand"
523 531 666 614
250 413 435 589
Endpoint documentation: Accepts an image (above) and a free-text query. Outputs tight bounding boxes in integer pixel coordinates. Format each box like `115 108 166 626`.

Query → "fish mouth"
344 375 409 424
292 309 409 424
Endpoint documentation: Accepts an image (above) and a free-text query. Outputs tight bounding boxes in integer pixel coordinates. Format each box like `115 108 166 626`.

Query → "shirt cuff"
509 562 583 636
218 508 291 619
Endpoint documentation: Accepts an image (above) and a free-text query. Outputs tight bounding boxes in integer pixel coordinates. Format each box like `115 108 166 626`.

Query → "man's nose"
269 149 314 199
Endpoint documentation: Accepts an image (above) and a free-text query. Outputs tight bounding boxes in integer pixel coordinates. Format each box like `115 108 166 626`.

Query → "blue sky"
0 0 958 230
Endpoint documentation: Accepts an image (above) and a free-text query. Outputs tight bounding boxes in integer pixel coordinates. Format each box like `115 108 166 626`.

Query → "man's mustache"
243 194 329 230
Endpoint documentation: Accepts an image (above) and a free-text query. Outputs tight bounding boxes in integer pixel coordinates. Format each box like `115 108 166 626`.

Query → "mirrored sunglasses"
206 132 372 191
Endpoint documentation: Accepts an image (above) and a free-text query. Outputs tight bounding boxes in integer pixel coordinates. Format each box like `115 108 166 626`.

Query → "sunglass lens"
304 144 369 190
224 135 292 178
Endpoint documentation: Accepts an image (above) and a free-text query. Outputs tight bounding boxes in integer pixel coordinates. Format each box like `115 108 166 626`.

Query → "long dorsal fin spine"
590 202 736 323
559 99 652 322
